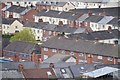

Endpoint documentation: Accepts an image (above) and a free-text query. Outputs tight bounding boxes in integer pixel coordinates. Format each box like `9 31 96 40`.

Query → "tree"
10 28 36 43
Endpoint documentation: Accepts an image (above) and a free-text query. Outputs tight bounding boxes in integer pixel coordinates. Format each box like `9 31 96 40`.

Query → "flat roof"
83 66 119 78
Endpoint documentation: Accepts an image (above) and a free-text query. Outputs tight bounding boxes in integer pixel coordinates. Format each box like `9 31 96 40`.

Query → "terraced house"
41 36 119 64
3 41 41 62
34 10 82 28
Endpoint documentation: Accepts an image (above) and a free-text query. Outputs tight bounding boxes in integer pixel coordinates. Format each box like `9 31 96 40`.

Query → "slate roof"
22 68 56 78
107 18 119 27
43 54 74 63
4 41 40 54
41 36 119 57
54 67 74 78
24 22 83 34
69 64 96 77
2 18 20 25
42 24 57 31
36 10 81 20
84 15 104 23
70 7 119 17
68 29 119 40
0 61 37 70
77 14 89 22
5 5 27 13
24 22 48 29
37 1 67 7
1 70 24 78
98 16 114 24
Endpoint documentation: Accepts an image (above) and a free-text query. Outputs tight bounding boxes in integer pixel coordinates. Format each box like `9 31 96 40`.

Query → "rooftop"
41 36 119 57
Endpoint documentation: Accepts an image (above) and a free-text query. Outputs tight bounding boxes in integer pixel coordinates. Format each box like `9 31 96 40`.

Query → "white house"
5 5 30 18
71 0 119 9
11 0 38 7
2 18 23 34
35 10 81 26
50 2 75 11
23 22 45 41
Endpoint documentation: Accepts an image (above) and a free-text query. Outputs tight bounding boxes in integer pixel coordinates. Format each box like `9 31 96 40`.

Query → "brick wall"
41 47 119 64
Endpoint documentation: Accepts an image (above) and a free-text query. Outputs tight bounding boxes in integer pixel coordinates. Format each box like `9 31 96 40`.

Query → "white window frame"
108 57 113 61
98 56 102 59
70 52 74 55
52 49 57 53
44 48 48 51
79 53 84 56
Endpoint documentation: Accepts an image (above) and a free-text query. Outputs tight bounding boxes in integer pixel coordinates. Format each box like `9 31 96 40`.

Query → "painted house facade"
41 36 119 64
23 22 84 41
36 1 75 11
71 0 118 9
2 18 23 34
4 5 30 18
11 0 38 7
34 10 81 27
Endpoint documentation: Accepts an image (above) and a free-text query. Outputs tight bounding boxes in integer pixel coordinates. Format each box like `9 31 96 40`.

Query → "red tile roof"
22 68 56 78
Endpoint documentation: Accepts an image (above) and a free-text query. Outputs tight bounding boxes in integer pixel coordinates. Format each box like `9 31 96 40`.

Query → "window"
26 54 29 58
17 2 19 4
29 2 31 4
70 52 74 55
37 30 39 33
44 48 48 51
52 49 57 53
61 50 66 54
79 53 84 56
38 36 40 39
10 52 13 56
6 52 8 56
25 2 27 4
65 8 68 10
15 26 18 29
22 54 24 58
108 57 112 61
98 56 102 59
103 25 105 28
92 24 94 27
49 31 52 35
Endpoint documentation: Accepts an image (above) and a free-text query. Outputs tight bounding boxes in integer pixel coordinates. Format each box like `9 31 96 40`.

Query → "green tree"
10 28 36 43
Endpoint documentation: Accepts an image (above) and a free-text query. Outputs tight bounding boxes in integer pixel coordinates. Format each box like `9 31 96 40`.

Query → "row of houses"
68 29 119 44
1 18 87 41
34 10 119 30
1 61 120 79
4 0 119 9
1 17 119 42
2 35 120 64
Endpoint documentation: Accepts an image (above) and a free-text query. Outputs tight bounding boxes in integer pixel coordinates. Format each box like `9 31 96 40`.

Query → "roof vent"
45 9 49 13
47 71 52 76
80 67 84 70
72 14 75 16
58 37 61 39
58 11 62 15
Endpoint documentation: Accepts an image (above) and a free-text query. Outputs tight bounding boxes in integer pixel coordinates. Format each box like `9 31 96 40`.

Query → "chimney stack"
18 64 24 72
49 63 54 68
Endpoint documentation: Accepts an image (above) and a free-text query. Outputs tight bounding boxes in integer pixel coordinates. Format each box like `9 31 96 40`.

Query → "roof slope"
41 36 119 57
6 5 27 13
4 41 40 54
